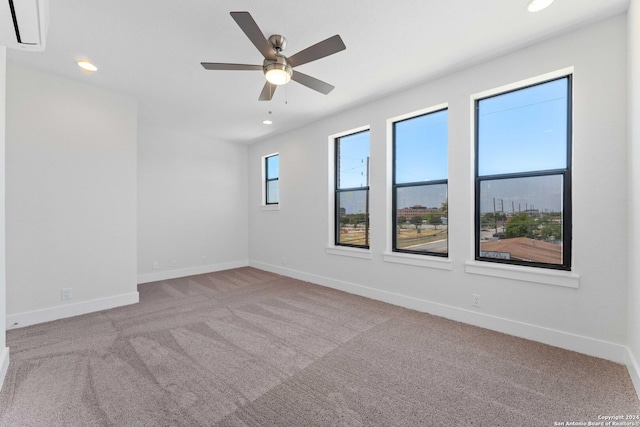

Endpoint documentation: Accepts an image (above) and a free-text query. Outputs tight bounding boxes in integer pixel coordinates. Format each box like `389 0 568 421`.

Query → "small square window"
264 154 279 205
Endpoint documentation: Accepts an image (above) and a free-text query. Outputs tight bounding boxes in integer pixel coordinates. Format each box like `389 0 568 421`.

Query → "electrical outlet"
171 259 177 268
201 256 207 264
472 294 481 307
61 288 73 300
282 256 287 266
152 261 159 270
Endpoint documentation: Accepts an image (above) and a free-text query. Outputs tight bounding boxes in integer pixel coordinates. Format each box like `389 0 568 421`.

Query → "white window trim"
261 152 279 209
384 103 452 270
383 251 452 270
464 260 579 288
326 125 372 258
467 67 578 287
327 246 373 259
260 204 280 211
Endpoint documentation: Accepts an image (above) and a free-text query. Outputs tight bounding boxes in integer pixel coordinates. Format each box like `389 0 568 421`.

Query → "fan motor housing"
268 34 287 52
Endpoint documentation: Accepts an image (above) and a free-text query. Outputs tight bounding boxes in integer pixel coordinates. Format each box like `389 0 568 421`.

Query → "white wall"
5 63 138 327
628 0 640 397
249 16 629 363
0 46 8 390
137 125 248 283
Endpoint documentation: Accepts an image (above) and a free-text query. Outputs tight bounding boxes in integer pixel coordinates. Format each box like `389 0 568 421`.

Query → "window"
335 130 370 248
264 154 279 205
393 108 448 256
475 76 572 270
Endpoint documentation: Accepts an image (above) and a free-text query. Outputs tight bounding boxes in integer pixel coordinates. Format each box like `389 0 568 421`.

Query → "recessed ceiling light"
262 120 273 125
527 0 554 12
76 60 97 72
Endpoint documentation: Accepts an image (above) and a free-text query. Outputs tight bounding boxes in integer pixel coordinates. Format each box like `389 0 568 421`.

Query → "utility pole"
365 156 369 247
493 197 498 235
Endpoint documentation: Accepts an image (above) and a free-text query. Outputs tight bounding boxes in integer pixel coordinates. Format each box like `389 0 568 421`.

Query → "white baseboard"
6 292 139 330
137 260 249 284
250 260 629 365
0 347 9 393
627 347 640 400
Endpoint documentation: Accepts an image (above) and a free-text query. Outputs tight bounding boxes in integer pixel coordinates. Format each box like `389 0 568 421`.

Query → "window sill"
326 246 372 260
260 204 280 211
383 252 452 271
464 260 579 288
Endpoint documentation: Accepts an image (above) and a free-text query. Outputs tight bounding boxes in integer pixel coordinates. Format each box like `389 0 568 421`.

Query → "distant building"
397 205 439 220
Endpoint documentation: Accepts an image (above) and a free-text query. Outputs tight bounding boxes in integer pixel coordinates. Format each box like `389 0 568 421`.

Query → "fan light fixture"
265 68 291 85
77 60 97 72
264 55 292 85
527 0 554 12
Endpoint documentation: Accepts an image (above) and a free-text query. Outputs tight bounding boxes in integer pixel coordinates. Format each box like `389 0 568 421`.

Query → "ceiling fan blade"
259 81 277 101
291 71 335 95
287 35 346 68
230 11 276 60
201 63 262 71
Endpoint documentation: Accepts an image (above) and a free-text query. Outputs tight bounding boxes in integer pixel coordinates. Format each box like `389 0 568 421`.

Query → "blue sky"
337 131 370 215
478 78 568 176
338 130 370 189
478 77 568 214
336 77 569 215
337 111 449 213
395 109 448 184
266 154 279 180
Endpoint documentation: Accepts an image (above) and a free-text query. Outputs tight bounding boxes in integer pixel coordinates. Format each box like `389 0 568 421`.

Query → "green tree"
352 213 367 226
427 213 443 229
505 213 536 238
397 216 407 225
540 223 561 241
410 216 424 233
481 212 506 229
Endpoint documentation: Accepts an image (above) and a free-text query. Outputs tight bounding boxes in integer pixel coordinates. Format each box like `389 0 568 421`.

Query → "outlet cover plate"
472 294 481 307
61 288 73 300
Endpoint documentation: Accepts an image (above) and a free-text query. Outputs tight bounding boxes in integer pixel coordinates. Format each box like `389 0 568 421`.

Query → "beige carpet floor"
0 267 638 426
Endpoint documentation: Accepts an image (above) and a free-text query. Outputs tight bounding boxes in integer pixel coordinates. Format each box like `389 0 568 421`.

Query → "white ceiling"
7 0 629 144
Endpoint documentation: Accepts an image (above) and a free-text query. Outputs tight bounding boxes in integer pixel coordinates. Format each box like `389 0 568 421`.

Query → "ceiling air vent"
0 0 49 51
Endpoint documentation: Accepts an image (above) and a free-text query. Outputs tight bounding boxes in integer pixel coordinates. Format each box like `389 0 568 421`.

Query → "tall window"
475 76 572 270
393 109 448 256
335 130 370 248
265 154 279 205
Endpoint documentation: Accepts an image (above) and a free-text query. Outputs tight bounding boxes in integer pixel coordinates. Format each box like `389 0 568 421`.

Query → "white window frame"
326 125 372 259
383 104 452 271
261 152 280 211
465 67 579 288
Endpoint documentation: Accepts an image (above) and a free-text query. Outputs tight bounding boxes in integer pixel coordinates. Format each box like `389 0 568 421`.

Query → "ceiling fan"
201 11 346 101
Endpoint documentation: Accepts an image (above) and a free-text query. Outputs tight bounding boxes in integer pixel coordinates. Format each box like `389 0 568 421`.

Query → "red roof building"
480 237 562 264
